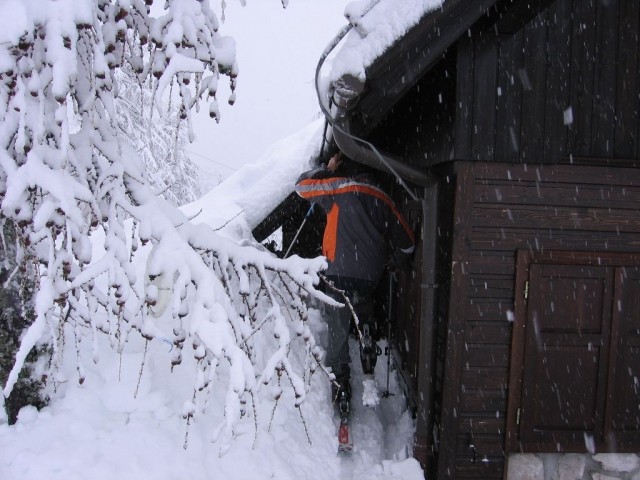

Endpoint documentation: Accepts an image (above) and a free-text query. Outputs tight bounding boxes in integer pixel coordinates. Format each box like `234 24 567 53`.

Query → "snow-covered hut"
254 1 640 478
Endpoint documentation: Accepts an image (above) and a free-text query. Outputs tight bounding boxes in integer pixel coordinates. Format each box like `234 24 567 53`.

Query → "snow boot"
335 379 353 453
359 324 382 375
332 376 351 412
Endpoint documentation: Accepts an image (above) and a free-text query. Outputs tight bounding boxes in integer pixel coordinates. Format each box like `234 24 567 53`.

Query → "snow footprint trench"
336 338 417 480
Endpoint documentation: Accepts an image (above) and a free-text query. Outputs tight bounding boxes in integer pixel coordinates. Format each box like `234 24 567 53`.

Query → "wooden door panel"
518 262 613 449
610 347 640 431
535 273 606 333
522 346 600 433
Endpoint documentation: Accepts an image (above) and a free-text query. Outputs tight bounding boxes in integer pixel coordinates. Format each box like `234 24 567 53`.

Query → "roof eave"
354 0 499 128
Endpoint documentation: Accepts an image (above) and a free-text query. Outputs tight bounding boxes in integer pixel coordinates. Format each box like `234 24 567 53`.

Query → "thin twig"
268 374 282 432
212 209 244 232
319 273 364 344
134 339 148 398
297 405 312 445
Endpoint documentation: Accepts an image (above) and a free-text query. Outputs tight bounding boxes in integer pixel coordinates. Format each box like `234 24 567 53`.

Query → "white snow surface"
0 300 421 480
0 0 435 478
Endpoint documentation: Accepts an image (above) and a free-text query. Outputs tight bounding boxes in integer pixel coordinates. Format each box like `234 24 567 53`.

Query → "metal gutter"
331 105 436 196
315 59 436 194
414 185 439 473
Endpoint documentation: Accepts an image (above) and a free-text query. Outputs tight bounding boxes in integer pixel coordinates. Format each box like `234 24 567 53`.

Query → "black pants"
324 275 376 382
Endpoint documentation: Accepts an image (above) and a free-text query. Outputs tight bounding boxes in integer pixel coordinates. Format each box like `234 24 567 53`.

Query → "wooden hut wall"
437 160 640 479
368 55 457 168
454 0 640 165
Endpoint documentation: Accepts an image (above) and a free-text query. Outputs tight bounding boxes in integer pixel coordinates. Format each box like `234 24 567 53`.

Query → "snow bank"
0 326 339 480
0 307 423 480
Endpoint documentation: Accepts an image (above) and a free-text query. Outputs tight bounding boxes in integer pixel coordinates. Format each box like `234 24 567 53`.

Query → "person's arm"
387 207 415 270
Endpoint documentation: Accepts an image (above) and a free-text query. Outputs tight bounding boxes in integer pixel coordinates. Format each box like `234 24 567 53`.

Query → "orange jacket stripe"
323 203 339 261
296 179 415 242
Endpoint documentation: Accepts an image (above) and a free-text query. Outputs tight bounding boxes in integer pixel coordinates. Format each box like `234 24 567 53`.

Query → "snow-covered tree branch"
0 0 331 448
115 65 207 206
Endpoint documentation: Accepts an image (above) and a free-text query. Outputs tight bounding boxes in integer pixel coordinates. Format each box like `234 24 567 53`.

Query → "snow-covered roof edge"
317 0 444 103
181 119 325 242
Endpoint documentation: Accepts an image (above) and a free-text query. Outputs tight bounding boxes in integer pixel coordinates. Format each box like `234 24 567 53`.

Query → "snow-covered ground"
0 271 421 480
0 325 421 480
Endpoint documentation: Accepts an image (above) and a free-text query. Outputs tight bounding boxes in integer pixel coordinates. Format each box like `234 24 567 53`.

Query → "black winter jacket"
295 166 415 282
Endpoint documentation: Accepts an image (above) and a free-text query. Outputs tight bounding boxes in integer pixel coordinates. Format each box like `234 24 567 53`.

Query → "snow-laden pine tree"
0 0 331 449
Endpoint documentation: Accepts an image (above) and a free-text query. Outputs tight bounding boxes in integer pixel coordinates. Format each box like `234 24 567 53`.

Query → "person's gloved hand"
387 249 412 271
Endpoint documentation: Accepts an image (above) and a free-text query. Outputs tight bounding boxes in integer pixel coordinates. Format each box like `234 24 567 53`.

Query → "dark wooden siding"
392 199 427 399
437 161 640 479
364 0 640 171
369 54 457 167
453 0 640 165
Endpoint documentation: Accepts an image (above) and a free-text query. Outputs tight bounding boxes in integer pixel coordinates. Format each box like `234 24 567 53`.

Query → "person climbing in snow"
294 145 415 417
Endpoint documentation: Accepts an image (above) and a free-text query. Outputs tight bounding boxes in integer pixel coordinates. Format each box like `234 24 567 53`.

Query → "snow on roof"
317 0 444 103
181 119 325 241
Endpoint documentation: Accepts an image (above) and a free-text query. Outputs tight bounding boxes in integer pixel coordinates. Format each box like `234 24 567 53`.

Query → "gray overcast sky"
189 0 350 185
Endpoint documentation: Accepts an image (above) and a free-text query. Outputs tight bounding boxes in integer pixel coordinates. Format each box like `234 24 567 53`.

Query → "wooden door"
507 251 640 453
